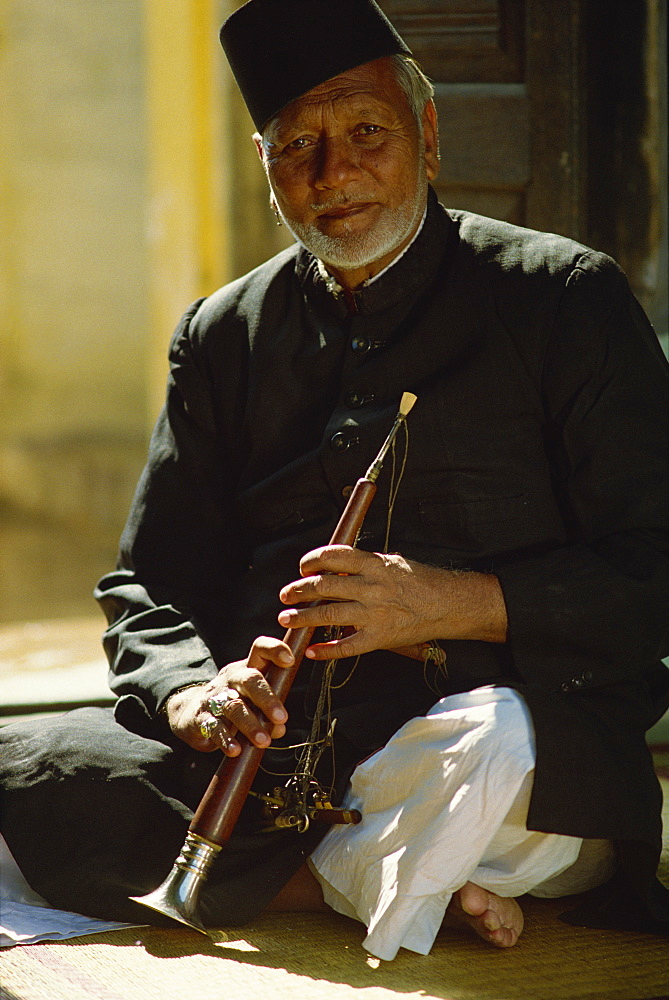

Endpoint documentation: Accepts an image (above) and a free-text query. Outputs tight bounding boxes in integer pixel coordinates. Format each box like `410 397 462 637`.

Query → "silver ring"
208 691 237 718
199 717 219 740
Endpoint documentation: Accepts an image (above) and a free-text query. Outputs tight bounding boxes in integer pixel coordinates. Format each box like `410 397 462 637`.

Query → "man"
1 0 667 961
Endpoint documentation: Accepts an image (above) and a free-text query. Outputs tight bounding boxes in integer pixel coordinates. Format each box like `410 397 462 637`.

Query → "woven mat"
2 784 667 1000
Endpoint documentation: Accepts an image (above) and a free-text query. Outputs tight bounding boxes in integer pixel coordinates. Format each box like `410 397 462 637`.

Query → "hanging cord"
382 420 409 554
422 640 449 695
381 420 448 694
290 655 339 815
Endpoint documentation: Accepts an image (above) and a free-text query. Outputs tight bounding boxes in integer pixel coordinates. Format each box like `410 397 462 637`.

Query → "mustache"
310 193 376 212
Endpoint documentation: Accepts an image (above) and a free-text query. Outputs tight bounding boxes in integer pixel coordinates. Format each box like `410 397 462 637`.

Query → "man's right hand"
164 636 293 756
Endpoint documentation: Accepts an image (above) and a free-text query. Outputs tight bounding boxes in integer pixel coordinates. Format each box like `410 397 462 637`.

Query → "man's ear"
421 99 440 181
253 132 265 162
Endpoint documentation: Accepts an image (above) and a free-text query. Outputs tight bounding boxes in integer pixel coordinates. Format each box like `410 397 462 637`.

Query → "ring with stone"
208 692 236 718
199 716 220 740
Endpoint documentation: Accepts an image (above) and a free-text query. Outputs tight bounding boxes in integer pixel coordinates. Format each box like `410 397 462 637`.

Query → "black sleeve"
95 299 248 716
495 253 669 692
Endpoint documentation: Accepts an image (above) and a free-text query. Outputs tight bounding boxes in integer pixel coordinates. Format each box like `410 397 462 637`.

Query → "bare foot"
446 882 524 948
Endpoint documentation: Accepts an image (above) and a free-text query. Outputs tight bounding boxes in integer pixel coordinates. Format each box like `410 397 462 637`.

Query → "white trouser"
309 686 616 961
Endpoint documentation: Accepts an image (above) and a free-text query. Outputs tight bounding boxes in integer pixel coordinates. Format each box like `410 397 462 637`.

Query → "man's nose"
312 137 361 190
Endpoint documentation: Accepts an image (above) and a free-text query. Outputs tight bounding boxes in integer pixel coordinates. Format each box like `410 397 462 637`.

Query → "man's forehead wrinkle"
262 59 410 143
267 90 401 142
300 80 377 108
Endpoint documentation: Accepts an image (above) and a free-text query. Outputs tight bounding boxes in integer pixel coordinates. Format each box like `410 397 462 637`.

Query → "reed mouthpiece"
399 391 417 417
364 391 418 482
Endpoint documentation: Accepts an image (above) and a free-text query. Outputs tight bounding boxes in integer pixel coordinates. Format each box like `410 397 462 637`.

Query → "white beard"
277 169 428 272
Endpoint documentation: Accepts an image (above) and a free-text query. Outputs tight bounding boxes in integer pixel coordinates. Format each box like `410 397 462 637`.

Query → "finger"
196 715 241 756
196 705 286 755
234 668 289 726
206 718 285 751
219 672 293 745
298 544 372 578
247 635 295 670
212 665 288 726
213 693 271 747
278 599 363 632
279 571 363 607
203 692 275 750
304 628 374 660
245 636 293 724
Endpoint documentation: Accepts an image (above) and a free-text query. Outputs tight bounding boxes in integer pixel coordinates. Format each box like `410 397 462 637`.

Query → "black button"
582 670 593 683
345 391 375 408
330 431 358 452
560 681 572 693
351 336 371 353
572 676 583 689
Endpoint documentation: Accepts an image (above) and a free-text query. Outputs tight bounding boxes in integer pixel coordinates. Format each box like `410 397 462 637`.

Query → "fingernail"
278 650 294 664
305 648 316 658
278 611 291 625
272 708 287 722
255 732 270 746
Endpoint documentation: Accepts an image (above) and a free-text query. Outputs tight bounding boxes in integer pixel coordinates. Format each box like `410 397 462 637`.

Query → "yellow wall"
0 2 237 544
0 0 151 539
142 0 293 421
0 1 234 619
0 0 283 620
143 0 230 421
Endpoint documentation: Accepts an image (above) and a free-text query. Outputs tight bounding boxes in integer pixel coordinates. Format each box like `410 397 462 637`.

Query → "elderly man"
1 0 667 961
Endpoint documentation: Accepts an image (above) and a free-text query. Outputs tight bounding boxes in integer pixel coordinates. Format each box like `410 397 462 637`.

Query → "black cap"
220 0 412 131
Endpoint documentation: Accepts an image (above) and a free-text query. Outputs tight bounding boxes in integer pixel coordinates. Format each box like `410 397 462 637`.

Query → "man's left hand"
278 545 508 660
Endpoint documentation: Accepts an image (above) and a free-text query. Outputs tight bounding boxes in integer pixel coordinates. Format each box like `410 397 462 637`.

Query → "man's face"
257 58 439 283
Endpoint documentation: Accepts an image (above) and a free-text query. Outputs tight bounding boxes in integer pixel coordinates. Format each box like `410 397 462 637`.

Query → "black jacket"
96 189 669 926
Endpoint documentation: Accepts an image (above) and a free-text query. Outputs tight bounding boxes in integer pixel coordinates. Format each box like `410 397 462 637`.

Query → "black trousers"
0 707 325 926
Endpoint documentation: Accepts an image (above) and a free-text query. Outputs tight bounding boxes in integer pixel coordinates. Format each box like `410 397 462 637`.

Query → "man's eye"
357 124 383 135
286 136 312 149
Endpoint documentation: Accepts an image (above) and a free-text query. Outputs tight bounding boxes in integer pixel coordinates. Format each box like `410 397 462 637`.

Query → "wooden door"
379 0 587 240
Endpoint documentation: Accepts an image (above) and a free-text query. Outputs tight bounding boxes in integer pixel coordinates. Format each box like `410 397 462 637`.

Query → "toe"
482 909 502 933
490 925 517 948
